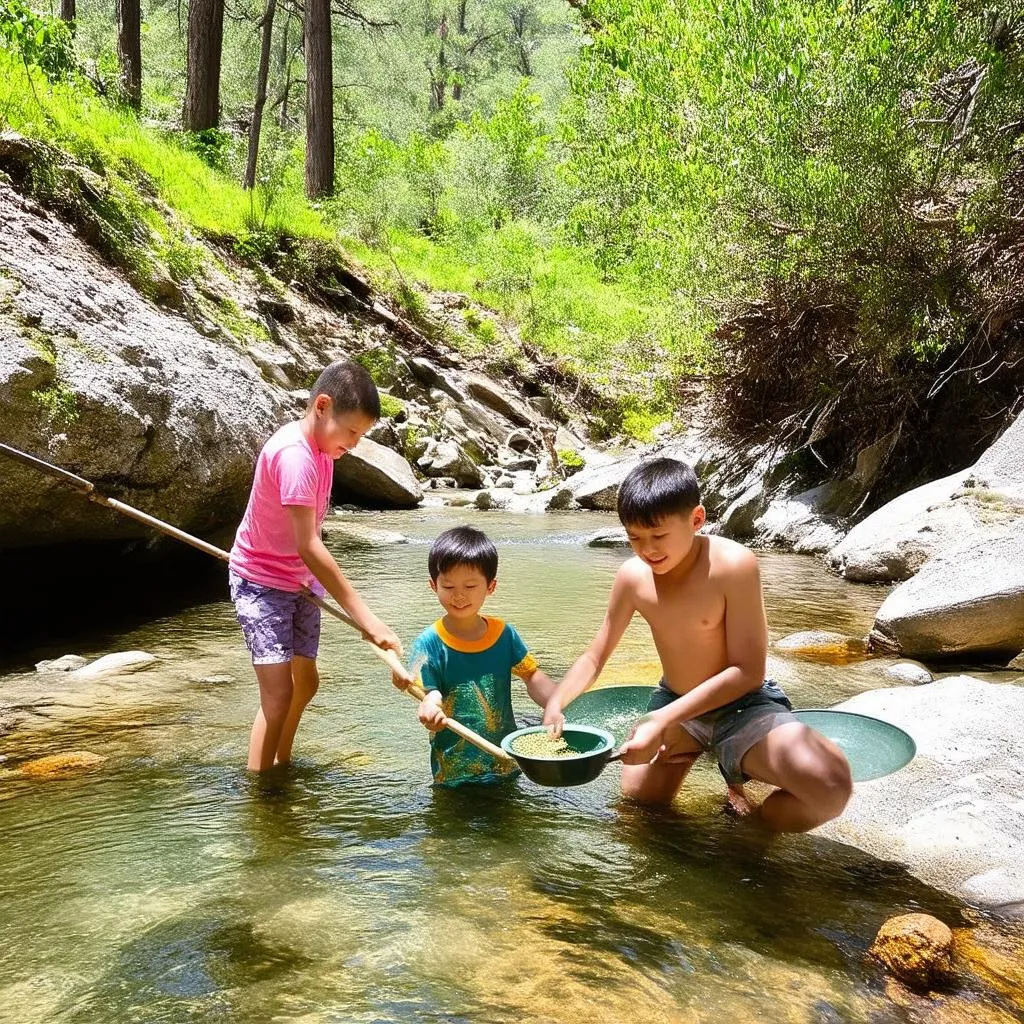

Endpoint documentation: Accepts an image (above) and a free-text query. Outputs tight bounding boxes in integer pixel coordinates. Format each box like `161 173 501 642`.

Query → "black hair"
428 526 499 582
616 457 702 527
308 359 381 419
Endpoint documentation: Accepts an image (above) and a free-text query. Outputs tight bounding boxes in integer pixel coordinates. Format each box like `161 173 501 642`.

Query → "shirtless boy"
544 458 852 832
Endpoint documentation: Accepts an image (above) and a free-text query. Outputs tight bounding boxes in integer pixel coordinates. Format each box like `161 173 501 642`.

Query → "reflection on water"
0 509 979 1023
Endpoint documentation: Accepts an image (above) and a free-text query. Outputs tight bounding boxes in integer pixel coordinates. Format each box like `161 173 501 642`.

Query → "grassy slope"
0 52 702 438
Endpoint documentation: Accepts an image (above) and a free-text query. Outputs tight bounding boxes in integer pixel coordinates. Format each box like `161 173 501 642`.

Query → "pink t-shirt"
229 421 334 592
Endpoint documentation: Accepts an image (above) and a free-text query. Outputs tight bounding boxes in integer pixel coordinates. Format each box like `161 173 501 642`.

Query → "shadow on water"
0 539 226 670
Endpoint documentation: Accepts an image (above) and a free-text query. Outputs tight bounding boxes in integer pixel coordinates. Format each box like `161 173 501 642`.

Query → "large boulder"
971 409 1024 499
828 413 1024 583
813 675 1024 908
752 484 846 554
827 471 980 582
464 371 535 427
419 439 484 489
870 520 1024 659
0 184 283 551
334 437 423 508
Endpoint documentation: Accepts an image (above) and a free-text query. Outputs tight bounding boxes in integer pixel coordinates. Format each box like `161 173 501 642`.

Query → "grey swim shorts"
647 679 797 785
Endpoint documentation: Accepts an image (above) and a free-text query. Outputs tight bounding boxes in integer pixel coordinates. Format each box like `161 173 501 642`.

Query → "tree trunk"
304 0 334 198
116 0 142 110
60 0 76 25
244 0 276 190
183 0 224 131
278 14 292 129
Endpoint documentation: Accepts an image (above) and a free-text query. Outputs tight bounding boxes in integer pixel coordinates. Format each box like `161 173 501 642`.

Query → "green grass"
343 225 713 384
0 50 699 439
0 51 326 243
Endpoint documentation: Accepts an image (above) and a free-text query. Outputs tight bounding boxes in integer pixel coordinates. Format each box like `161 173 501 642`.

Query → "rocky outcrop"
334 437 423 508
0 180 284 549
0 155 586 560
869 521 1024 659
814 676 1024 909
829 413 1024 583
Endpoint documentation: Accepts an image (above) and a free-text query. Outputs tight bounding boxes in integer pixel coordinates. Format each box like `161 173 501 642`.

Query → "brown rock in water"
954 925 1024 1005
18 751 106 778
774 630 869 664
871 913 954 989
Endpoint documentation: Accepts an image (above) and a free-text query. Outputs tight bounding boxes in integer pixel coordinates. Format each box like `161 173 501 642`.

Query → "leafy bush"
0 0 74 82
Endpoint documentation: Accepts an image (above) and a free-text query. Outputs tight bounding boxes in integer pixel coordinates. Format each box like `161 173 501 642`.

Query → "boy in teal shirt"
410 526 556 787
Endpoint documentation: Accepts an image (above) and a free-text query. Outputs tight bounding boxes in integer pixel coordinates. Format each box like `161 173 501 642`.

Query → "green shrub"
557 448 584 469
379 393 405 419
0 0 74 82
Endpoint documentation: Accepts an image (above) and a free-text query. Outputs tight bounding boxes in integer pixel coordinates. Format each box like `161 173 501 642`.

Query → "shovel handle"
400 681 514 764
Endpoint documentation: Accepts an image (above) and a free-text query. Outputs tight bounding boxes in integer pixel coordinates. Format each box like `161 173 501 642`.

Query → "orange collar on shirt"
434 616 505 653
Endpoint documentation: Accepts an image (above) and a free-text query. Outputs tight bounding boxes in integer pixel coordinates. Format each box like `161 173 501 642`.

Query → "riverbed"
0 508 991 1023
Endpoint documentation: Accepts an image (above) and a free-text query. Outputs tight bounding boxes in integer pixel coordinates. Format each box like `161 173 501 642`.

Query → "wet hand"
618 716 668 765
542 697 565 738
418 699 446 733
366 622 404 658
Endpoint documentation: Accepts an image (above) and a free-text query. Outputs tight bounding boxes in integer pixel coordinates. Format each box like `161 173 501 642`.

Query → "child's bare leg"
248 662 294 772
739 722 852 832
274 655 320 765
621 730 703 805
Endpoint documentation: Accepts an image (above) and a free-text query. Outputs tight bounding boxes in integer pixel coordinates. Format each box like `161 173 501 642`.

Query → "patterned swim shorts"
229 570 321 665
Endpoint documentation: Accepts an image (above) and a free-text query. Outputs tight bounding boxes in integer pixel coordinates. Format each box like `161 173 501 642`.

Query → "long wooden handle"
401 681 514 763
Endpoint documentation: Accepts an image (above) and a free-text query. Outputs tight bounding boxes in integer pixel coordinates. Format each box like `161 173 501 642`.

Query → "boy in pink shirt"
229 360 403 771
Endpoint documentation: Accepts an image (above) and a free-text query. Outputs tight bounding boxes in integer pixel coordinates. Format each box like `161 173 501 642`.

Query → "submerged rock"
954 924 1024 1004
870 520 1024 659
34 654 88 673
814 675 1024 908
17 750 106 777
323 519 408 547
773 630 869 664
70 651 156 679
870 913 954 990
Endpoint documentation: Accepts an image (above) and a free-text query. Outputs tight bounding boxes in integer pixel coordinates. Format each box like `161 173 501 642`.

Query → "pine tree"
183 0 224 131
304 0 334 197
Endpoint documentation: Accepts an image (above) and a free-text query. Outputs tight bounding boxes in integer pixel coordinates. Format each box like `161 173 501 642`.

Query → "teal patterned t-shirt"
411 616 538 788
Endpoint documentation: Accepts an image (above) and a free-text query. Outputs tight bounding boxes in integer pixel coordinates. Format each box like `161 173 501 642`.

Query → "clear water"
0 509 975 1022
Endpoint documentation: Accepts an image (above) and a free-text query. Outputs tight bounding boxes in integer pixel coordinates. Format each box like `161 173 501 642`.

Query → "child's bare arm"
543 563 638 734
287 504 403 654
523 667 557 708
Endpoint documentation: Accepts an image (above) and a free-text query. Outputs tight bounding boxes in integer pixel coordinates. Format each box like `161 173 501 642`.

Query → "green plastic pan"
500 725 622 787
563 685 916 783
